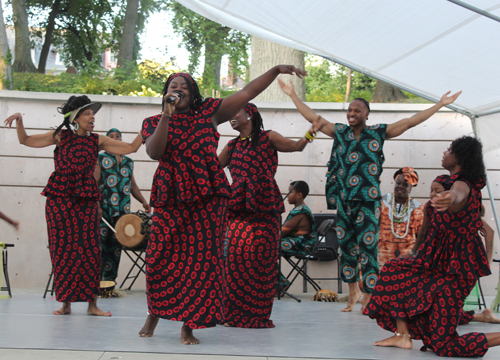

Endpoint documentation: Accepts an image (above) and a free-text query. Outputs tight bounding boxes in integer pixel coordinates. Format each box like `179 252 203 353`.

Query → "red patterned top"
227 130 284 214
418 172 491 280
42 130 100 200
142 98 230 207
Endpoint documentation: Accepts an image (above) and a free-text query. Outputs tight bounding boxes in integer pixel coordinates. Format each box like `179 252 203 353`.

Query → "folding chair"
119 248 147 290
1 243 14 298
464 278 487 311
281 217 338 294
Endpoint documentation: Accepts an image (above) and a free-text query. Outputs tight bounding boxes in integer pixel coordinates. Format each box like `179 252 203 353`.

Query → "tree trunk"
0 1 13 88
203 39 223 91
38 0 61 74
117 0 140 71
345 68 352 103
371 80 407 103
249 36 305 101
12 0 36 73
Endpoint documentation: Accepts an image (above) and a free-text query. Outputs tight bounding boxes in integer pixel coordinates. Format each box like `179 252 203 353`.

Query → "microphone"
165 90 184 104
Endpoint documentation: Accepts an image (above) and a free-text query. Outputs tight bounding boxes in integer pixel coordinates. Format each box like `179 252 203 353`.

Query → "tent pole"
470 115 500 236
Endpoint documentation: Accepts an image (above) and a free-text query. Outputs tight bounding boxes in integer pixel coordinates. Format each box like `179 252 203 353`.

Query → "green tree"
12 0 37 72
168 1 249 94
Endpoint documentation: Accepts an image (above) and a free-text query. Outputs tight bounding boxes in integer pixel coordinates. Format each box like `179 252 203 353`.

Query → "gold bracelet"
304 129 316 142
161 111 172 117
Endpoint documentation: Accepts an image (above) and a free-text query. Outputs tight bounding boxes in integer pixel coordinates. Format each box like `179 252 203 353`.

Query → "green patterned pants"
99 216 122 282
335 198 380 294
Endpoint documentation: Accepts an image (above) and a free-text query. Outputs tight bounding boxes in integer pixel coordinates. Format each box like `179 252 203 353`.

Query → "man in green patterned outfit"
95 128 150 288
278 78 461 313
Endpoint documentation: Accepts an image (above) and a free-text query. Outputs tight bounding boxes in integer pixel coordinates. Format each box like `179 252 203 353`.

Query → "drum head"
115 214 145 249
100 281 115 290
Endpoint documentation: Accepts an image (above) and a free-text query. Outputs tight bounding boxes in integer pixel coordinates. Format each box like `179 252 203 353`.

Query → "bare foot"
223 322 232 327
341 291 362 312
374 334 412 349
181 325 200 345
480 309 500 324
139 314 159 337
360 293 372 314
53 302 71 315
87 302 111 317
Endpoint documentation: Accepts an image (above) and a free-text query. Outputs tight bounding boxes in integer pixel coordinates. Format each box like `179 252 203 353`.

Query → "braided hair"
244 103 264 148
54 95 92 138
162 73 203 112
450 136 486 184
352 98 370 112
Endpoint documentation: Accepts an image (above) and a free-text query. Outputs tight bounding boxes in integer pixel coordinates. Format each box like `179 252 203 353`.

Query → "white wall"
1 91 499 296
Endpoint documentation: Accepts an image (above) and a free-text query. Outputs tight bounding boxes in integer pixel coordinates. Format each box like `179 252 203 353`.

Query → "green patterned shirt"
99 152 134 219
326 123 387 209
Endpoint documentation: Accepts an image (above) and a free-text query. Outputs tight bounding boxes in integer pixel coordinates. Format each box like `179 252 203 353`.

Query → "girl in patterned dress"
4 95 142 316
218 103 318 328
138 66 306 344
366 136 500 357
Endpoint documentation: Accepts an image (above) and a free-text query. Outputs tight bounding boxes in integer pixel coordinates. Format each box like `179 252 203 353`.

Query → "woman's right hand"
4 113 23 127
277 78 296 97
161 92 180 117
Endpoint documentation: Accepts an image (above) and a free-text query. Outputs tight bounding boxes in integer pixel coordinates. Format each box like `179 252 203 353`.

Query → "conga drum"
115 211 152 250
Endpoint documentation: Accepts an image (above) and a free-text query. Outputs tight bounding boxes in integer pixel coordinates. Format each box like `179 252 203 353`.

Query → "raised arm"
144 94 177 160
4 113 58 148
212 65 307 126
0 210 20 231
386 91 462 139
99 134 142 155
277 79 336 138
269 130 309 153
131 172 151 212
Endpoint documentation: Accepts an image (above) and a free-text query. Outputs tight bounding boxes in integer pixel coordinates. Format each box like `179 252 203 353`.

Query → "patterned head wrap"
395 167 419 187
106 128 121 137
243 103 259 119
170 72 195 86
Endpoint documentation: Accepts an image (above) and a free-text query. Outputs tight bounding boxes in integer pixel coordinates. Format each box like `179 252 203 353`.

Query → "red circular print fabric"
141 98 230 207
224 131 283 328
224 212 280 328
43 130 101 302
141 98 230 328
226 131 284 214
146 196 228 329
365 172 491 357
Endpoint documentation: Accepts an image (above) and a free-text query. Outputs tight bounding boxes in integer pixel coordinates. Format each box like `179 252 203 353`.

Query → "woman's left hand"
143 202 151 213
431 191 456 211
277 65 307 79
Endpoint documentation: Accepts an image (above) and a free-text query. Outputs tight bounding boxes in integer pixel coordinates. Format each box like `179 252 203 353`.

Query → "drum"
100 280 116 298
115 211 152 250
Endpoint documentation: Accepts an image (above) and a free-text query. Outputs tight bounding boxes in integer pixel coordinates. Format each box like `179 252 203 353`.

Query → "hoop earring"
73 123 79 131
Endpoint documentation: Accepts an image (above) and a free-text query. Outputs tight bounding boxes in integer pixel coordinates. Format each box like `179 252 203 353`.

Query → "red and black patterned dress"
42 129 101 303
141 98 230 329
224 130 284 328
365 172 491 357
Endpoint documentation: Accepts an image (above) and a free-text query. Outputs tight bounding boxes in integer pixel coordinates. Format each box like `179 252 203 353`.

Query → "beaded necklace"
389 193 411 239
240 133 253 141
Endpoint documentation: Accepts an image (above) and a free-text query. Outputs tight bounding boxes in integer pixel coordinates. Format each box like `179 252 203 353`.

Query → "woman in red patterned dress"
218 103 317 328
4 95 142 316
365 136 500 356
138 66 306 344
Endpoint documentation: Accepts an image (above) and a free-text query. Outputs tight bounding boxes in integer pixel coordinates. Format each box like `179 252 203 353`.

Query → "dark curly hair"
290 180 310 198
162 73 203 112
450 136 485 184
54 95 92 138
352 98 370 112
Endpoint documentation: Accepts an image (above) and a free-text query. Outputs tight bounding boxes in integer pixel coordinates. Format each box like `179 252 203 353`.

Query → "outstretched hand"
277 65 307 79
312 115 325 133
430 191 456 211
278 78 295 96
439 91 462 106
4 113 23 128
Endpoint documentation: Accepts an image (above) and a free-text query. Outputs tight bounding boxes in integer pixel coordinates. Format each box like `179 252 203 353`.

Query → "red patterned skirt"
45 196 101 303
224 211 280 328
365 258 489 357
146 196 228 329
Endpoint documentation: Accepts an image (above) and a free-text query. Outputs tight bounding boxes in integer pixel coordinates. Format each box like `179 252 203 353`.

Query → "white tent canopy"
177 0 500 229
177 0 500 149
